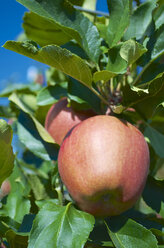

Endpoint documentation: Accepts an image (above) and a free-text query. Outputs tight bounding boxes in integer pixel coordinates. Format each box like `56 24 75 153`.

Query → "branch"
74 5 109 17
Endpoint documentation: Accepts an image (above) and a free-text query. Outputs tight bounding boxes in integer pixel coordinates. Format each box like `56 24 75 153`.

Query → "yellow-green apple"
58 115 150 217
45 97 95 145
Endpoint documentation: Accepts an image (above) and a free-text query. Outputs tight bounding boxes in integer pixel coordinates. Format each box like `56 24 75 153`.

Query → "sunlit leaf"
124 0 156 40
105 218 158 248
120 40 147 65
4 41 92 87
16 0 101 62
28 202 95 248
93 70 117 83
106 0 130 47
23 12 71 47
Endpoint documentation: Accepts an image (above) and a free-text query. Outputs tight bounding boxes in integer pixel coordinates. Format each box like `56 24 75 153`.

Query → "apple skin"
0 180 11 198
45 98 95 145
58 115 150 217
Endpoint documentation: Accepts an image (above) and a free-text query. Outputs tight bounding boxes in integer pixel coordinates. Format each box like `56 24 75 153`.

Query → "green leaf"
93 70 117 83
27 174 49 201
0 83 40 97
142 176 164 213
0 119 15 186
107 44 127 73
105 218 158 248
28 202 95 248
17 111 59 161
153 0 164 29
3 41 92 87
6 229 28 248
16 0 101 62
120 40 147 65
124 0 157 40
151 24 164 59
140 24 164 68
106 0 130 47
144 125 164 158
138 61 164 85
122 72 164 119
9 92 55 143
0 161 31 223
23 12 71 47
68 78 101 113
37 84 67 106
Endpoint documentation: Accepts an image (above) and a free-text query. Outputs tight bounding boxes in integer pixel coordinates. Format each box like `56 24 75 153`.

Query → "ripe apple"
0 180 11 199
45 97 95 145
58 115 150 217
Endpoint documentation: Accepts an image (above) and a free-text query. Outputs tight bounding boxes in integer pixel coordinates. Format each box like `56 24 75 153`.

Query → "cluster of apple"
45 98 150 217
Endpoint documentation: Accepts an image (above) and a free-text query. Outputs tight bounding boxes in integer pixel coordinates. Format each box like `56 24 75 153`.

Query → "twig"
74 5 109 17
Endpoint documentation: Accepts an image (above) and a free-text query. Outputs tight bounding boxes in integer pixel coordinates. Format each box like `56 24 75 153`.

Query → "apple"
45 97 95 145
0 180 11 199
58 115 150 217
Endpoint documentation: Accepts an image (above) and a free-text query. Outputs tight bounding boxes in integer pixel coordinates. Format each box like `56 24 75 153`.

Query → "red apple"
0 180 11 198
45 98 95 145
58 115 150 217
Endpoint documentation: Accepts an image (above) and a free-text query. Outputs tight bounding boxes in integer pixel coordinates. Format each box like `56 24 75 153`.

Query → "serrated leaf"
4 41 92 87
105 218 158 248
17 111 59 161
0 119 15 186
107 44 127 73
120 40 147 65
124 0 157 40
144 125 164 158
16 0 101 62
28 202 95 248
106 0 130 47
23 12 71 47
9 92 55 143
37 85 67 106
93 70 117 83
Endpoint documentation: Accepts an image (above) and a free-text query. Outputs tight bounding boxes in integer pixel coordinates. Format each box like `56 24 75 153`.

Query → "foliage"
0 0 164 247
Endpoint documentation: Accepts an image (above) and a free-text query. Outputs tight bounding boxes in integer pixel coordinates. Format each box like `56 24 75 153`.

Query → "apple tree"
0 0 164 247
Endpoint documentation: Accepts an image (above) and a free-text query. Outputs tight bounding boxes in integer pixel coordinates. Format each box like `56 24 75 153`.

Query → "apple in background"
58 115 150 217
0 180 11 199
45 97 95 145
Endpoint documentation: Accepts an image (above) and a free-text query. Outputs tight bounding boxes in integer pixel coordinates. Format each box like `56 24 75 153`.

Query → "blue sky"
0 0 108 90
